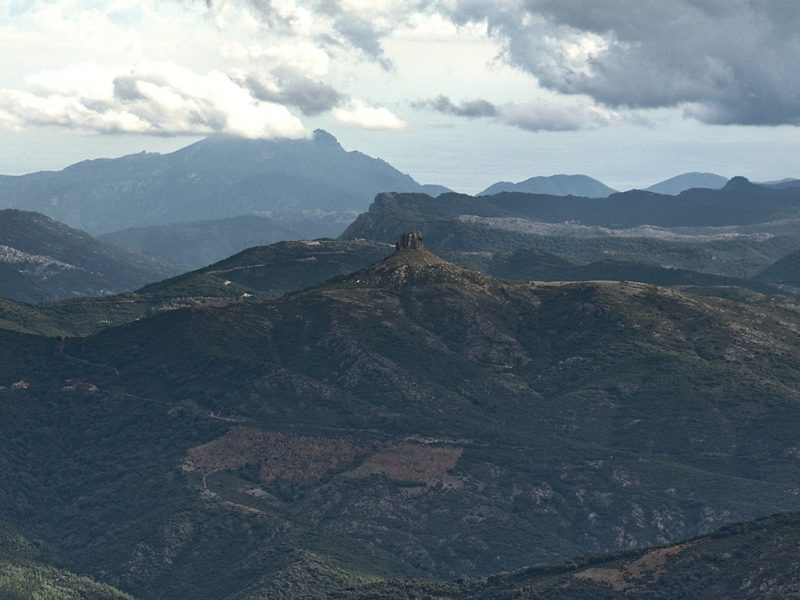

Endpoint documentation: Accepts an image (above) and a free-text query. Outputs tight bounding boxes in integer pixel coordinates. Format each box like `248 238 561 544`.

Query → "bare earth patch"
575 543 693 591
186 429 464 489
347 444 463 485
186 427 364 485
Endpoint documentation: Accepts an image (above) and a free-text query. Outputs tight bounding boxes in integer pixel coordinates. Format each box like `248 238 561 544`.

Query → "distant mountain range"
99 214 331 269
765 178 800 189
645 171 729 195
0 130 449 236
3 235 783 338
342 184 800 278
478 172 799 197
478 174 617 197
0 209 175 303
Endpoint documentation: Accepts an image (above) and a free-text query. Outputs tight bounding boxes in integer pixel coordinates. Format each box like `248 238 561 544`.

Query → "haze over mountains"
5 133 800 598
0 130 448 237
644 172 729 195
98 215 306 269
6 0 800 595
478 174 617 197
477 172 799 198
2 130 797 273
0 209 175 303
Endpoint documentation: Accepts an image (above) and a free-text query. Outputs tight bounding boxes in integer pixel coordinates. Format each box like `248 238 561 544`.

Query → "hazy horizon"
2 126 797 196
1 1 798 195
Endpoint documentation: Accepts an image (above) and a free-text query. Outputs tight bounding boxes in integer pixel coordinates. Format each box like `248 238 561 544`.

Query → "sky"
0 0 798 193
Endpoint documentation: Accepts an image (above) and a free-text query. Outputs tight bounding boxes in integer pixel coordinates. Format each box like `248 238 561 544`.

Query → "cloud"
4 0 797 142
333 99 407 130
210 1 800 127
209 0 429 69
416 95 499 117
415 94 619 131
502 102 620 131
0 62 308 138
244 70 345 115
324 12 393 69
439 0 800 126
315 0 441 68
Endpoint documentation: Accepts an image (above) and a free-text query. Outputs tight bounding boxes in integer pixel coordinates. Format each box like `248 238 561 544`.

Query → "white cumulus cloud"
0 62 308 138
333 99 407 130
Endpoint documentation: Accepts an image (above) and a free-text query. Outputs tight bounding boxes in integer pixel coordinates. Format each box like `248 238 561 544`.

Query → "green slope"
5 242 800 597
481 249 780 295
140 238 392 298
0 240 393 337
99 214 312 269
0 523 132 600
0 209 176 303
343 512 800 599
756 247 800 289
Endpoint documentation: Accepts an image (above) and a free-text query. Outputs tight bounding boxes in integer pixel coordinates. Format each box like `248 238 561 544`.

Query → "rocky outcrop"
396 231 423 251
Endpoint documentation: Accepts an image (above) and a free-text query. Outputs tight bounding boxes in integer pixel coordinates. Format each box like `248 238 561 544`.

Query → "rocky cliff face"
395 230 424 251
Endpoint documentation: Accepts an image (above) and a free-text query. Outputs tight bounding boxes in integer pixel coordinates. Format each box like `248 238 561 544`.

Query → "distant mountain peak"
478 174 616 198
312 129 341 147
0 130 447 235
382 232 447 270
382 231 451 269
724 175 756 190
645 172 728 195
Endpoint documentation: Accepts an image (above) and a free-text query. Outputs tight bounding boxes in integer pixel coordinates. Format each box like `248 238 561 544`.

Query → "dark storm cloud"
439 0 800 126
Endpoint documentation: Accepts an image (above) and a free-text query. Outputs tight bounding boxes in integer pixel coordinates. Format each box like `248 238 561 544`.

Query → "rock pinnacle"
396 231 423 251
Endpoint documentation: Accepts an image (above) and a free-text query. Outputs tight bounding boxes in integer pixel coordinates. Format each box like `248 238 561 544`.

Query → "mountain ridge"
341 511 800 599
0 130 449 235
479 174 616 197
0 209 176 302
645 172 729 195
